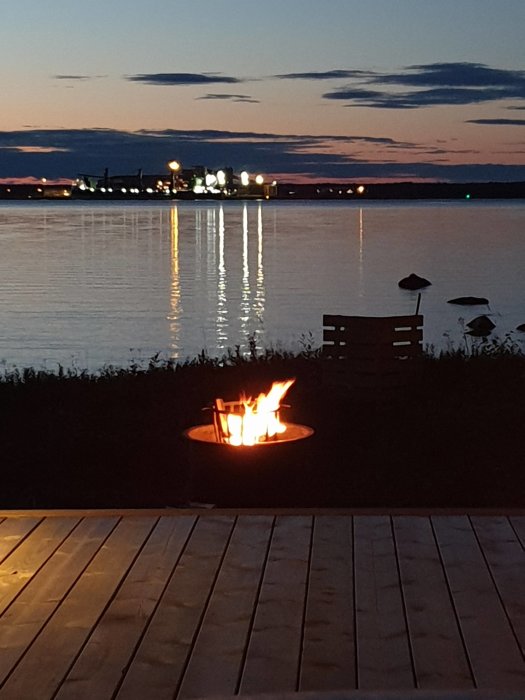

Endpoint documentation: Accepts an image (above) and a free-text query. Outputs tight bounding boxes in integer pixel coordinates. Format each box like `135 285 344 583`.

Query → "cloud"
54 75 91 81
195 93 260 103
53 74 107 81
466 118 525 126
0 145 70 153
322 62 525 109
126 72 243 86
375 62 525 89
323 87 419 109
274 70 374 80
0 176 71 185
1 127 524 183
135 127 405 147
331 87 517 109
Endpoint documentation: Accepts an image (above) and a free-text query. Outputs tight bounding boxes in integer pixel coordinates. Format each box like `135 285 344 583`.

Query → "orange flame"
222 379 295 446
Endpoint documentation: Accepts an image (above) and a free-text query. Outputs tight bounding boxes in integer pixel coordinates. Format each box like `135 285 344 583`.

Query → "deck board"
354 515 414 689
0 516 42 563
510 516 525 548
471 516 525 656
393 516 473 689
300 516 355 691
0 510 523 700
239 515 312 695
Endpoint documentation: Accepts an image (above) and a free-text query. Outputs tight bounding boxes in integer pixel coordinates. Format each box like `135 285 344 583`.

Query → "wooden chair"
322 313 424 398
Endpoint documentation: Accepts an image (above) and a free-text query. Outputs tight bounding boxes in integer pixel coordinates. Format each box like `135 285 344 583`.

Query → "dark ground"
1 351 524 509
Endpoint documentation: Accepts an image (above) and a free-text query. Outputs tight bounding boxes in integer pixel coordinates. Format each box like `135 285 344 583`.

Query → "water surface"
0 200 523 370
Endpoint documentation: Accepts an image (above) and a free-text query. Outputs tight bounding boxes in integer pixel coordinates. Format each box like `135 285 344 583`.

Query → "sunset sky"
1 0 524 183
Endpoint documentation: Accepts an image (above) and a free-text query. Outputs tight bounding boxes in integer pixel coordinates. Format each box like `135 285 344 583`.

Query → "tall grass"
0 335 523 509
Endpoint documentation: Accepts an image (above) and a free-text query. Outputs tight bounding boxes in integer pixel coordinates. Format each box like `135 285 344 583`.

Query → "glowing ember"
215 379 295 446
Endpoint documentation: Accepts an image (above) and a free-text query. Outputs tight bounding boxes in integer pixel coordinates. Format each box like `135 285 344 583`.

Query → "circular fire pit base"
184 422 314 446
182 422 317 507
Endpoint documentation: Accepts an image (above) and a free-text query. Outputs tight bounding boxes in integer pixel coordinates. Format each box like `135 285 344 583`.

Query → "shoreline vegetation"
1 337 524 510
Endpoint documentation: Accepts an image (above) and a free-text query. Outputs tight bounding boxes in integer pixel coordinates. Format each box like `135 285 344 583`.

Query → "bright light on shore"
168 160 181 172
240 171 249 187
255 174 264 185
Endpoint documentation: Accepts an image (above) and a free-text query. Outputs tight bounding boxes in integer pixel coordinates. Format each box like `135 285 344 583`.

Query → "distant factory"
72 163 277 200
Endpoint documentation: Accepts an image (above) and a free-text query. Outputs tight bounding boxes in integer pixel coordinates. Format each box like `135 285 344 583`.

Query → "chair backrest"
322 314 424 394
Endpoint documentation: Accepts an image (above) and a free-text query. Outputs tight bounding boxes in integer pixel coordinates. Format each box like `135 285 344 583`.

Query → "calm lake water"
0 200 524 371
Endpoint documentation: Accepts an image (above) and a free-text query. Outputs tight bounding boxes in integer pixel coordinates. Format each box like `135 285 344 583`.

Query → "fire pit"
184 379 314 447
183 379 315 506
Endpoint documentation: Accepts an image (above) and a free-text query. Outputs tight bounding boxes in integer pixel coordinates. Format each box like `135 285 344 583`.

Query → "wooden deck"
0 510 523 699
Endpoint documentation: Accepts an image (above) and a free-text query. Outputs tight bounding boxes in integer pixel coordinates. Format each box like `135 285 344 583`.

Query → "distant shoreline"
1 180 525 201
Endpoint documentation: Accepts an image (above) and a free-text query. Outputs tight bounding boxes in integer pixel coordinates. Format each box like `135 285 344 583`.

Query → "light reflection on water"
0 200 524 371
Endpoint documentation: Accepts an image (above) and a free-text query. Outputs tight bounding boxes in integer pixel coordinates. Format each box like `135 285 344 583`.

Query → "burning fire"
216 379 295 446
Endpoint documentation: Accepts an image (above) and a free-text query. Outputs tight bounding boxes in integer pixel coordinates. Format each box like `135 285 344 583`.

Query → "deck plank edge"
0 508 524 518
